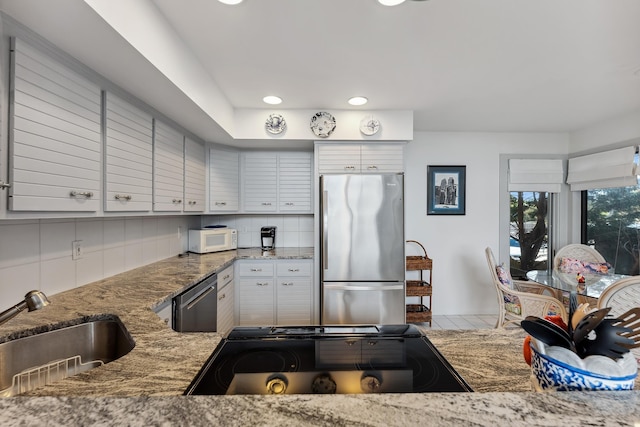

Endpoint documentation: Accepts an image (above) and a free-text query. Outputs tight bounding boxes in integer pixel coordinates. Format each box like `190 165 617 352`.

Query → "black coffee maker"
261 226 276 250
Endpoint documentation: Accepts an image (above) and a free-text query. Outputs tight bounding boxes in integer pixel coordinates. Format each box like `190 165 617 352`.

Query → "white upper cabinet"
209 148 239 212
104 92 153 211
242 152 278 212
153 120 184 212
184 137 206 212
279 152 312 213
9 38 101 211
240 152 313 213
317 143 404 174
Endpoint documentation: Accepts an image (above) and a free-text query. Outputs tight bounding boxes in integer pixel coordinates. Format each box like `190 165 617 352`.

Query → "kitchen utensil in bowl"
572 307 610 345
521 316 573 350
612 307 640 348
571 302 594 330
575 318 634 359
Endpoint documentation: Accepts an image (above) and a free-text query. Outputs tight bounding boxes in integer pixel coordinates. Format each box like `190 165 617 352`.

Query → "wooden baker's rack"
405 240 433 325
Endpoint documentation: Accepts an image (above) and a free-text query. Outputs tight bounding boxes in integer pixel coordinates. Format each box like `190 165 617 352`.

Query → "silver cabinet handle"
256 282 269 286
250 268 262 272
0 181 10 190
188 200 197 205
281 282 294 286
222 274 230 281
284 202 294 206
215 201 227 206
70 191 93 198
114 194 132 201
261 202 272 206
218 293 226 301
344 165 356 170
172 199 182 204
288 268 299 272
367 165 378 170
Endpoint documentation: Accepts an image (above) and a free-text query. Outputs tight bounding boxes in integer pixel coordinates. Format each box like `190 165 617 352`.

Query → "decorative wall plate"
265 114 286 135
359 116 380 136
310 111 336 138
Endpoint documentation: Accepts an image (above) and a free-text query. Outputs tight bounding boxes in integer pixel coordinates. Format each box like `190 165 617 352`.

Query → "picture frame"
427 165 466 215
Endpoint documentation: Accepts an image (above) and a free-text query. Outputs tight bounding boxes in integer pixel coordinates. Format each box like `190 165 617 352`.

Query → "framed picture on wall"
427 165 466 215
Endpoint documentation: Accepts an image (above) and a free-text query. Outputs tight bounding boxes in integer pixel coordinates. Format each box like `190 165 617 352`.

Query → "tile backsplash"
200 214 314 248
0 214 315 308
0 216 197 304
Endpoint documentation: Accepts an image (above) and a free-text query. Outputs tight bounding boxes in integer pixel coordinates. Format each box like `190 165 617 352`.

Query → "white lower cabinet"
237 260 312 326
216 264 235 334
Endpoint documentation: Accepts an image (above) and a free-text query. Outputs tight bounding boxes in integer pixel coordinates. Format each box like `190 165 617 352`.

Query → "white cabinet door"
9 38 101 211
275 261 312 325
317 145 361 174
242 153 277 212
361 144 404 173
209 148 239 212
104 92 153 211
279 152 312 213
238 277 275 325
184 137 206 212
216 265 235 334
153 120 184 211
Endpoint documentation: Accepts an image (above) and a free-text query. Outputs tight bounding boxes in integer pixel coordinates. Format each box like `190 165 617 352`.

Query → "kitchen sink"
0 315 135 397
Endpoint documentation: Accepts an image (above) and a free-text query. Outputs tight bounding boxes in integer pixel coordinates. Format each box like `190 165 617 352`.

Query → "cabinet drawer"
237 262 274 277
218 265 234 286
276 262 312 277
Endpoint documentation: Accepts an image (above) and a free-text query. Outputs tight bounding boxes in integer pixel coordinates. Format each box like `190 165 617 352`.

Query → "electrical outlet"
72 240 83 260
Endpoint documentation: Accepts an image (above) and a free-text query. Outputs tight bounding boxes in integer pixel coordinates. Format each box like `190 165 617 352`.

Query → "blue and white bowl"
530 344 637 391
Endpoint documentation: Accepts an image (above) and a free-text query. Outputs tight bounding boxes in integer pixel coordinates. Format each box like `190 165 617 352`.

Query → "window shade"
508 159 563 193
567 146 638 191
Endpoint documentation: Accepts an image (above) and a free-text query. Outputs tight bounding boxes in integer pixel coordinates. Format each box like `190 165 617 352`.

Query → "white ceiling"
1 0 640 147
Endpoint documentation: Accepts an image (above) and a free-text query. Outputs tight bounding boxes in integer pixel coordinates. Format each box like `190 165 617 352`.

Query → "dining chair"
597 276 640 361
553 244 606 271
485 247 568 328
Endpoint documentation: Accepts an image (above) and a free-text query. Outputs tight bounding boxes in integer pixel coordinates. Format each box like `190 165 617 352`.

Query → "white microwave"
188 228 238 254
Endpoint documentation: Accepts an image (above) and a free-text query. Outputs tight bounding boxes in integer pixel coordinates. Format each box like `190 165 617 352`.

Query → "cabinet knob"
188 200 197 205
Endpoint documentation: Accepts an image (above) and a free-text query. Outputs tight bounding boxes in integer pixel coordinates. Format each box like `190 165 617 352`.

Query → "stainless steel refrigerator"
320 173 405 325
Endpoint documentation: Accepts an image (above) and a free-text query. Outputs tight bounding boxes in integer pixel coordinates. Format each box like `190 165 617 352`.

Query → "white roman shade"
567 146 639 191
508 159 564 193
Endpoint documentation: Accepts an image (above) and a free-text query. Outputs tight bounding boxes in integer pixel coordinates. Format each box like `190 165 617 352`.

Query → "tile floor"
418 314 499 330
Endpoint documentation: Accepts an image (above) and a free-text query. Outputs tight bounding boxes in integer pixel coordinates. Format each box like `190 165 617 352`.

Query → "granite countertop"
0 247 639 426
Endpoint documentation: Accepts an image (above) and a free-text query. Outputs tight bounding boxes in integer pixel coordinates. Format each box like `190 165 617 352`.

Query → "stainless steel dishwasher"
173 273 217 332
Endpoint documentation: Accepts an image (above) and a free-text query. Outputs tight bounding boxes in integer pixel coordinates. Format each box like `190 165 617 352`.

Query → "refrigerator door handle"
323 284 405 291
322 189 328 270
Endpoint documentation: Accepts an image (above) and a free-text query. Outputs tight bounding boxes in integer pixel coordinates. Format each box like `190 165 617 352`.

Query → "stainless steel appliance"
184 325 472 395
173 273 217 332
261 226 276 250
320 174 405 324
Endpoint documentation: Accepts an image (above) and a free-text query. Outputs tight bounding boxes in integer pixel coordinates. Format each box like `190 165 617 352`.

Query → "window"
583 184 640 276
509 191 552 278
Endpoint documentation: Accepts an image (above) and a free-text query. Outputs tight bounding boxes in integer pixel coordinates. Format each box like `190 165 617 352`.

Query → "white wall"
570 108 640 154
404 131 569 315
0 216 197 305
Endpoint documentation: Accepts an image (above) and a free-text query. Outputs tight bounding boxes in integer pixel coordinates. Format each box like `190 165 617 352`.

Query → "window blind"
566 146 638 191
508 159 563 193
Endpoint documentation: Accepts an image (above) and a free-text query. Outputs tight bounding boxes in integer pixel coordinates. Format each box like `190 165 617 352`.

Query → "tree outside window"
510 191 549 278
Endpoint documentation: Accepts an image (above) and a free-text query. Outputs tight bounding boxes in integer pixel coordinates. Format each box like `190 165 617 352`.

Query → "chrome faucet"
0 290 50 326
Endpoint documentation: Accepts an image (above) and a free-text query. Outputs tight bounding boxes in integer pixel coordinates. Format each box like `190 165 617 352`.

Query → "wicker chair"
485 247 568 328
597 276 640 361
553 244 606 271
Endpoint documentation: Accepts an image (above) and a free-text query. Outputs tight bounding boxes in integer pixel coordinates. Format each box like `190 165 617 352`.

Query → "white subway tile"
40 221 75 261
104 219 125 249
281 231 298 247
41 257 76 296
299 215 314 232
299 231 314 247
125 218 143 244
142 217 158 239
142 239 157 264
76 250 104 287
103 246 126 277
124 242 143 271
0 262 40 303
75 219 104 254
0 222 40 269
282 216 299 232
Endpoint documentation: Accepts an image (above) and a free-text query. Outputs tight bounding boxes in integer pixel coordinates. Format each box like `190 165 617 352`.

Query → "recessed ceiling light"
348 96 368 106
218 0 243 5
378 0 406 6
263 95 282 105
